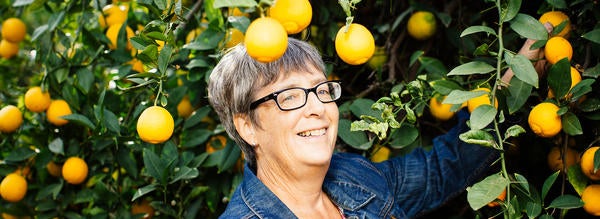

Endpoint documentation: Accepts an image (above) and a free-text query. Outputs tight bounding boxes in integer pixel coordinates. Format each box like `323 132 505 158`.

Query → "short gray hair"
207 38 326 169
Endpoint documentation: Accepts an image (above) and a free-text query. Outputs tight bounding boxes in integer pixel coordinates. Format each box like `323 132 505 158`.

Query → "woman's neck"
256 159 340 218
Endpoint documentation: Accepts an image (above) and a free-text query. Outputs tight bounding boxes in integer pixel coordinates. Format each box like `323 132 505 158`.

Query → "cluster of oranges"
528 11 580 139
0 17 26 59
428 87 497 122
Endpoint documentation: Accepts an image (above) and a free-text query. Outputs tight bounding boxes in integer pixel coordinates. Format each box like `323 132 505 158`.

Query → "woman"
208 38 497 218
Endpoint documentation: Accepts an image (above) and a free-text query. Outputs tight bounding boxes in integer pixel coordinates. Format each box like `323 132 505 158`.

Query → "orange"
186 28 204 43
429 95 456 121
407 11 437 40
335 23 375 65
229 7 249 17
206 135 227 154
268 0 312 34
370 146 391 163
106 23 135 50
487 188 507 207
539 11 571 38
129 58 145 72
0 173 27 202
548 66 581 99
528 102 562 138
1 18 27 43
582 184 600 216
244 17 288 63
102 4 129 28
46 99 72 126
546 146 579 172
62 157 88 184
544 36 572 65
136 106 174 144
131 199 155 219
0 39 19 59
177 95 194 118
223 28 244 49
0 105 23 133
24 86 51 112
581 147 600 181
367 46 388 70
467 87 498 113
46 161 62 177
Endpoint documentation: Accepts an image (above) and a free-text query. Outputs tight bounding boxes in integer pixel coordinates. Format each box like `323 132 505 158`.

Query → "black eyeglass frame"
249 80 342 111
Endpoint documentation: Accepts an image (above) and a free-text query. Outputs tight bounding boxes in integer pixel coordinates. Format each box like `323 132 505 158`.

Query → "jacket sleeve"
374 110 499 218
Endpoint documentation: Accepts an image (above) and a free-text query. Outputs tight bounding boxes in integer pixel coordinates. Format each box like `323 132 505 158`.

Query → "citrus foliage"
0 0 599 218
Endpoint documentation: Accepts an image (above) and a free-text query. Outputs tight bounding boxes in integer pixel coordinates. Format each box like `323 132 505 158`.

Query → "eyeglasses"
250 81 342 111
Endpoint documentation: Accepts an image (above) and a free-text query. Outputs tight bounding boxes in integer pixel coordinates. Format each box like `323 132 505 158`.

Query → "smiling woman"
207 38 498 218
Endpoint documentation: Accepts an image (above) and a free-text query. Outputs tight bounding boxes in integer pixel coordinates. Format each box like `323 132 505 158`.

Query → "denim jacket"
219 111 498 218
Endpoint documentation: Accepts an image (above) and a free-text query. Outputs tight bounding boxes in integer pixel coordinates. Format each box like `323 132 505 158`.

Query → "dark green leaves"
466 173 510 210
509 13 549 40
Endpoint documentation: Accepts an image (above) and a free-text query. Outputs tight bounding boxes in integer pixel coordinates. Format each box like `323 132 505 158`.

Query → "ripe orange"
24 86 51 112
46 99 72 126
467 87 498 113
548 66 581 99
136 106 174 144
46 161 62 177
206 135 227 154
268 0 312 34
62 157 89 184
547 146 579 172
539 11 571 38
1 18 27 43
102 4 129 28
131 199 155 219
0 105 23 133
487 188 507 207
129 58 145 72
177 95 194 118
370 146 391 163
106 23 134 50
429 95 456 121
528 102 561 138
407 11 437 40
544 36 572 65
223 28 244 49
581 147 600 181
0 173 27 202
244 17 288 63
582 184 600 216
335 23 375 65
0 39 19 59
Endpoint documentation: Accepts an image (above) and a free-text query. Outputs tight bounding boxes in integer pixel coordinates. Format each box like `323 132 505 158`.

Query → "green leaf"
570 79 595 102
546 0 567 8
541 171 559 201
349 98 380 119
76 68 94 94
448 61 495 76
143 148 167 185
514 173 530 194
506 77 532 114
418 56 448 77
459 130 497 148
583 63 600 78
389 125 419 149
509 13 549 40
546 194 584 209
562 112 583 136
501 0 521 22
49 138 64 155
213 0 257 8
582 28 600 44
132 184 157 201
158 44 172 74
340 119 370 150
430 79 464 95
539 214 554 219
460 26 496 37
470 105 497 130
524 201 542 219
31 24 48 41
443 90 487 104
567 164 588 196
62 114 96 130
504 125 526 139
594 148 600 173
506 53 539 88
4 147 36 162
102 109 121 134
409 50 424 67
466 173 510 210
170 166 199 184
580 98 600 113
547 58 572 98
12 0 34 7
154 0 167 10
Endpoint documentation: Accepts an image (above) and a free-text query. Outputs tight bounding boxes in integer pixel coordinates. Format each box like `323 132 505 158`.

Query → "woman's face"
252 67 339 169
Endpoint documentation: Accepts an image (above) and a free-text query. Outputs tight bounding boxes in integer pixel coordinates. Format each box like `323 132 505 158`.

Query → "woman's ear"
233 114 257 146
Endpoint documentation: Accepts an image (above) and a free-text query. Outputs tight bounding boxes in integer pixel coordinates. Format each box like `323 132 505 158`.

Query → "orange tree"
0 0 599 218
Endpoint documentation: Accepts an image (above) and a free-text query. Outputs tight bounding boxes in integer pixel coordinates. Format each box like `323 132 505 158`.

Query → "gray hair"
207 38 326 169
